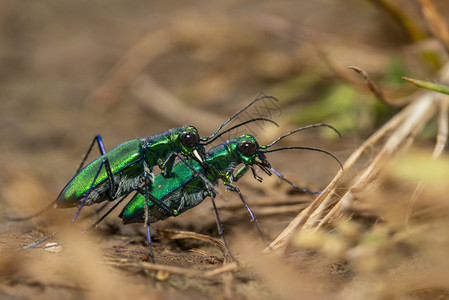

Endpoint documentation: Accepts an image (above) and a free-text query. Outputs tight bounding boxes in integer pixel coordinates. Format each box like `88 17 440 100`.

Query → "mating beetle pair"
12 95 342 260
119 129 341 259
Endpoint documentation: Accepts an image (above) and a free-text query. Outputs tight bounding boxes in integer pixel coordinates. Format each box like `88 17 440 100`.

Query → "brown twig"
321 55 408 107
348 66 404 107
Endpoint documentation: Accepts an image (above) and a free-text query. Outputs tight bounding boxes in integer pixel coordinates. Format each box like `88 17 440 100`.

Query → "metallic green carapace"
120 135 267 224
119 158 209 223
56 126 205 208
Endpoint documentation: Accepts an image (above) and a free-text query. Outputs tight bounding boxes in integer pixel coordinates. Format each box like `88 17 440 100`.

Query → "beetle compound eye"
180 131 199 147
238 141 257 156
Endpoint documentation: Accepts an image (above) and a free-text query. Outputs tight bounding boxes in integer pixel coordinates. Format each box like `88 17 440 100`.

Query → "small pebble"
155 270 170 281
44 242 62 253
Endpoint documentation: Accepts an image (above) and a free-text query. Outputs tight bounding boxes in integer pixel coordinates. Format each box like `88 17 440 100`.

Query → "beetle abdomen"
56 139 145 208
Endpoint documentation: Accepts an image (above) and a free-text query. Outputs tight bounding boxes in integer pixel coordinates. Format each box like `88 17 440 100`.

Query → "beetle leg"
102 157 117 198
231 165 250 182
75 135 107 175
133 186 179 217
143 172 155 262
174 153 221 197
80 192 131 235
144 182 179 217
207 185 236 262
224 183 268 245
160 153 177 177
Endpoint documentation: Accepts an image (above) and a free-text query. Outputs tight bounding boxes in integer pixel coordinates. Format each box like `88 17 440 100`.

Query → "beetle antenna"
262 146 343 170
7 201 55 221
202 94 279 142
261 124 342 149
202 117 279 145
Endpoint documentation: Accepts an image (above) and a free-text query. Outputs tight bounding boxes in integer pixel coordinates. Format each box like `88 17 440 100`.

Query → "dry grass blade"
159 230 232 262
348 66 403 107
418 0 449 54
434 97 449 158
105 259 238 279
189 248 219 258
266 63 449 253
220 200 309 218
266 100 407 251
314 93 437 229
405 182 423 230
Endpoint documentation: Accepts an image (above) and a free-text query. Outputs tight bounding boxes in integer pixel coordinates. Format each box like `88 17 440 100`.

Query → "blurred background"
2 0 449 299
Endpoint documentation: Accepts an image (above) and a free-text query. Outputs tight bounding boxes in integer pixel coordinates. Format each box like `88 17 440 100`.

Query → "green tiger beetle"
75 124 342 261
9 95 279 225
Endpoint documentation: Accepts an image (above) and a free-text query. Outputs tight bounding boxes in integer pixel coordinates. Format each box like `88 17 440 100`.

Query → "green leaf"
403 77 449 95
